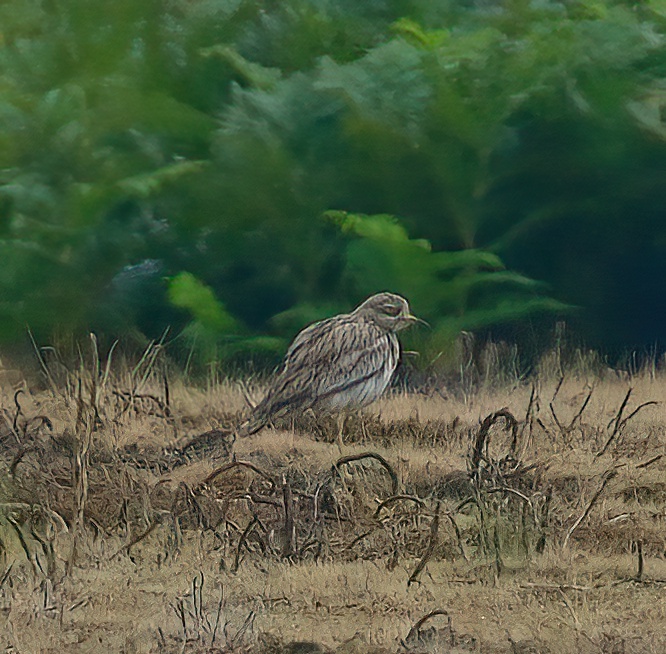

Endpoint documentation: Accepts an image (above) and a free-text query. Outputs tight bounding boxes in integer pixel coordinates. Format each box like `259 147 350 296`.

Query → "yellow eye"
384 304 401 317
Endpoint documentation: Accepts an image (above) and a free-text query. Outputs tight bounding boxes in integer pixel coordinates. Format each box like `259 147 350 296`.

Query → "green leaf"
167 272 237 333
390 18 449 50
323 211 430 249
200 45 282 90
117 160 207 199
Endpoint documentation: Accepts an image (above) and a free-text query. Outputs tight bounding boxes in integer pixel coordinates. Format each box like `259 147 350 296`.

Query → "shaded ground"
1 358 666 652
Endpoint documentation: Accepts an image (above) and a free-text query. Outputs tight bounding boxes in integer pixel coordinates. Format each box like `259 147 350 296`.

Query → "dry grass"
1 349 666 653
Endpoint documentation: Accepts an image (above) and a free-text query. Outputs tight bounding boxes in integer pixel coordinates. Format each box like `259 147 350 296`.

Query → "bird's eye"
383 304 401 317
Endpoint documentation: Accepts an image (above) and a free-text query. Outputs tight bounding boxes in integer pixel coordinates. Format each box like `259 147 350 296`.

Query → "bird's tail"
236 412 267 438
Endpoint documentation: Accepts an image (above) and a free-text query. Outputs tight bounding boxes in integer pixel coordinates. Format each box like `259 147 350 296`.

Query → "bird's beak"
404 314 429 328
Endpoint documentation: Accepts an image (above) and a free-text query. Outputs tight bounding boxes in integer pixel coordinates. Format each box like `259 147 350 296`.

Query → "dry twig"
408 501 440 586
598 388 658 456
563 468 618 548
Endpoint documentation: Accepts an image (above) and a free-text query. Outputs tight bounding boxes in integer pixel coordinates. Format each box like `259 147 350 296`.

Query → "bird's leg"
335 412 346 455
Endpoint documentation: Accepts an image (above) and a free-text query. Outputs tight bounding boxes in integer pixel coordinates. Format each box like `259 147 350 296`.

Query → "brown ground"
1 354 666 653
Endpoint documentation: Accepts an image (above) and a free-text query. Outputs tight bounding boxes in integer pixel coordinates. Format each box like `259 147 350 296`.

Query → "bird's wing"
252 317 397 421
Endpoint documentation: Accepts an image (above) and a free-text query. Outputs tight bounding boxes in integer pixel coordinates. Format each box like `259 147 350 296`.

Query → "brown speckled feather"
241 316 397 434
239 292 415 436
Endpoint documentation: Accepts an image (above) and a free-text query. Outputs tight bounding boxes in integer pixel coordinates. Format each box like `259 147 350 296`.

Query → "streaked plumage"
239 292 419 444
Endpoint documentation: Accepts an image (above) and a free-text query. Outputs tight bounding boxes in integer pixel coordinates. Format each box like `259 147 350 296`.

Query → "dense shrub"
1 0 664 365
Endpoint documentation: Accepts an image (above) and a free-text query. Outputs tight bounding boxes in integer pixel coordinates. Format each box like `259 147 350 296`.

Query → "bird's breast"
319 332 399 410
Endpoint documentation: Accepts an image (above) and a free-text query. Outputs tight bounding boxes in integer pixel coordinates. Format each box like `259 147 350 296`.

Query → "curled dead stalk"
403 608 451 645
471 409 519 477
374 494 426 519
333 451 399 495
204 460 276 489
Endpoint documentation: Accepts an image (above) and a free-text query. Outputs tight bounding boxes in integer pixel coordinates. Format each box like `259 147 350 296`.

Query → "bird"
239 292 421 451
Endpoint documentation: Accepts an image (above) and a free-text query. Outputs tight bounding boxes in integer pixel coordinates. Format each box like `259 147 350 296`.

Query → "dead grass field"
1 347 666 653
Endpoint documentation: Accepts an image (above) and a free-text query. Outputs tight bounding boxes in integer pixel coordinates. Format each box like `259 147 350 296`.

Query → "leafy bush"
0 0 664 365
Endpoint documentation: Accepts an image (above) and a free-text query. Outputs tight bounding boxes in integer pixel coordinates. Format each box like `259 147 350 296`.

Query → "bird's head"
353 292 424 332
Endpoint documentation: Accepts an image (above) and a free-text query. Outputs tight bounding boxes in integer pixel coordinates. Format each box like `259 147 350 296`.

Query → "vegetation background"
2 0 666 369
2 4 666 650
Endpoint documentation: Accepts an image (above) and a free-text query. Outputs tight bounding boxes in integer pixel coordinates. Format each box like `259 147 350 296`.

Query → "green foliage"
167 272 284 367
0 0 665 365
324 211 569 360
168 272 237 333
